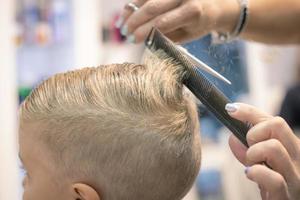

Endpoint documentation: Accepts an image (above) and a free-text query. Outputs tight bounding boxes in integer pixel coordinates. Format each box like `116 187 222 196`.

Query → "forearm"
215 0 300 44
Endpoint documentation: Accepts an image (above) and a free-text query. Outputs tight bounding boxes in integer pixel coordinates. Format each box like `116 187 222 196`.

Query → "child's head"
19 51 201 200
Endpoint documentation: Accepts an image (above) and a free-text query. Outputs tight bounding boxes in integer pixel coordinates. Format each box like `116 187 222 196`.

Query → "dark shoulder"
286 84 300 98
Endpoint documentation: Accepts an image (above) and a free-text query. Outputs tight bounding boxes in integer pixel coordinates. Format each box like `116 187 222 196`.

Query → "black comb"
145 27 250 147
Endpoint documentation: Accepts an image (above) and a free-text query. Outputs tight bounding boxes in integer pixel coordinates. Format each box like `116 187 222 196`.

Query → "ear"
72 183 101 200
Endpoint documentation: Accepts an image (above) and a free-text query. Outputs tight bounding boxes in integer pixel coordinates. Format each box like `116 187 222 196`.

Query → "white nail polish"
225 103 239 113
126 34 136 43
121 25 128 36
115 16 124 28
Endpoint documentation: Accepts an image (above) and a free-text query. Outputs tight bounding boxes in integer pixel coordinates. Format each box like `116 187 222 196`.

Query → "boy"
19 51 201 200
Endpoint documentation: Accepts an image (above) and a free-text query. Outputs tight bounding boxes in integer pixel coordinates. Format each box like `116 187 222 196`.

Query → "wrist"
213 0 241 33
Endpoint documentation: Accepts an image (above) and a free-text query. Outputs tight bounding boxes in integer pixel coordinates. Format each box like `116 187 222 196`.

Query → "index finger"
229 134 247 165
225 103 272 125
116 0 148 28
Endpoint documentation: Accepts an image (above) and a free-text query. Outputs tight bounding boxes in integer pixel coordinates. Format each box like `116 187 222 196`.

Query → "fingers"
246 165 290 200
228 134 247 165
119 0 148 25
131 17 189 43
164 28 200 44
125 0 182 34
259 189 269 200
246 139 297 183
226 103 300 199
118 0 207 43
246 117 300 159
117 0 218 43
127 3 195 43
226 103 300 159
134 26 189 44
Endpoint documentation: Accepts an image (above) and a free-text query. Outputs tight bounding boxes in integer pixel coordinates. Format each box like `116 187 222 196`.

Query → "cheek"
22 178 38 200
22 175 68 200
22 185 54 200
22 189 29 200
22 177 29 200
22 176 28 188
22 177 52 200
22 185 32 200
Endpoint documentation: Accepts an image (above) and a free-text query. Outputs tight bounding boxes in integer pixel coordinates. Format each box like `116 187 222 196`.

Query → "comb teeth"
146 28 216 100
145 28 250 147
146 28 194 71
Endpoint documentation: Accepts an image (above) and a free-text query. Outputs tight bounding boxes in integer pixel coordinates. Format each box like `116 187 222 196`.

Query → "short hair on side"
20 49 201 200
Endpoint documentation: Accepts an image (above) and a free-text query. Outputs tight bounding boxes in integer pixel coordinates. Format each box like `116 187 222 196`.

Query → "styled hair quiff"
20 50 201 200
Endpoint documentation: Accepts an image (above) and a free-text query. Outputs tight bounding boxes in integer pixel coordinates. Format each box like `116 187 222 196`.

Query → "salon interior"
1 0 299 200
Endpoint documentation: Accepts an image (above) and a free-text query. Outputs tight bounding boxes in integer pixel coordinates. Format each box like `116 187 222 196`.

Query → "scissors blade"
177 45 232 85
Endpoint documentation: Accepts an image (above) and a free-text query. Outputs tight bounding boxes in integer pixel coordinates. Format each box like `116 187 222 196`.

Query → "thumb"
229 134 247 165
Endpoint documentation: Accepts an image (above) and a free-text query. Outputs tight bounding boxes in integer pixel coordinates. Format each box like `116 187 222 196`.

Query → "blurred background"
1 0 300 200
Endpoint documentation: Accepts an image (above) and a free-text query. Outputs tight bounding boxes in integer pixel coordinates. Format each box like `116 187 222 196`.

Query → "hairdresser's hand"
116 0 240 43
226 103 300 200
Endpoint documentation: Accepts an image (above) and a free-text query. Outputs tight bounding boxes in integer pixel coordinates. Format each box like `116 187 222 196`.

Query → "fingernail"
121 25 128 36
126 34 136 43
225 103 239 113
115 16 124 28
245 166 250 174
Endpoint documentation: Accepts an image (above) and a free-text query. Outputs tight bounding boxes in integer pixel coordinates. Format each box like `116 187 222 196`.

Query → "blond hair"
20 50 201 200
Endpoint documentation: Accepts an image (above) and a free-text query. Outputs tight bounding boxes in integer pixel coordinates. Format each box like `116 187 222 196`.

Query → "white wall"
0 0 21 199
73 0 102 67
